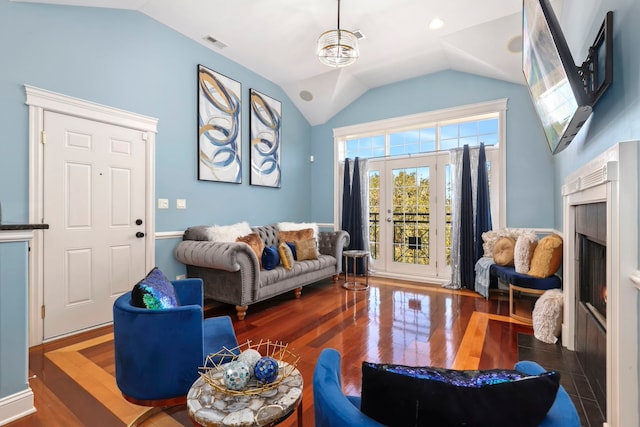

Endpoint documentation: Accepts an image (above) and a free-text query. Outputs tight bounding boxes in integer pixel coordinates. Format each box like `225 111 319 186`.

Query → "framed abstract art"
197 64 242 183
249 89 282 188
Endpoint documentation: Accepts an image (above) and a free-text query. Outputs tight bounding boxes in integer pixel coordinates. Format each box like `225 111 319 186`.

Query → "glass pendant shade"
317 29 359 67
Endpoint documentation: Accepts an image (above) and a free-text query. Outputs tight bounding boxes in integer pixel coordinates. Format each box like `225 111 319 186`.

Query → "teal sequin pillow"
131 267 178 309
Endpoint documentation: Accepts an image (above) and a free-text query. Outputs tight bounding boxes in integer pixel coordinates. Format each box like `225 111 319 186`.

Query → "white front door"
43 110 147 340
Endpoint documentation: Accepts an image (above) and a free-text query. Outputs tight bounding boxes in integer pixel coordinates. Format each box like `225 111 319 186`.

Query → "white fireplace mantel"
562 141 639 427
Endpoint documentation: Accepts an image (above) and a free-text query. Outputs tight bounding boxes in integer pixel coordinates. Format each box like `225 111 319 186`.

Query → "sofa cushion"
528 234 563 278
207 221 252 242
261 246 281 270
493 237 516 266
295 238 319 261
279 228 314 244
361 362 560 427
236 233 264 268
279 242 295 270
131 267 178 309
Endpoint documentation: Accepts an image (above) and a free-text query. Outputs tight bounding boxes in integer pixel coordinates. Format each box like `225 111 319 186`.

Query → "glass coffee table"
342 250 370 291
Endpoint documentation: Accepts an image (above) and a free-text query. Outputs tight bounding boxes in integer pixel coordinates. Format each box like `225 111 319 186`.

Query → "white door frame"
25 85 158 346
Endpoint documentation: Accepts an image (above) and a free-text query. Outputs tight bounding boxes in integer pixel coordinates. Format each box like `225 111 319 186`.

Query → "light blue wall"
0 1 313 278
0 241 29 397
552 0 640 225
310 70 557 229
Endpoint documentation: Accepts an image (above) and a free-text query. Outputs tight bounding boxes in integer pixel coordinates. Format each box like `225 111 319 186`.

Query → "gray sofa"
174 224 350 320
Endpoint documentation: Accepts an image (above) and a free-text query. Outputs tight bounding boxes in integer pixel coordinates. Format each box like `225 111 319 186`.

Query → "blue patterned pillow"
261 246 281 270
131 267 178 309
361 362 560 427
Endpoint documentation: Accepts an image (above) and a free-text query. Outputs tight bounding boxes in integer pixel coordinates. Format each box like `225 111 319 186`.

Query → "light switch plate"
176 199 186 209
158 198 169 209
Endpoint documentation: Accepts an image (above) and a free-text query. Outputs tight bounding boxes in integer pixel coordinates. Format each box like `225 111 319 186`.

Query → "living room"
0 0 638 426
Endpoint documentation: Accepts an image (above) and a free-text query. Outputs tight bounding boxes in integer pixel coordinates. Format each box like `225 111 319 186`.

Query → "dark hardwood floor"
10 276 578 426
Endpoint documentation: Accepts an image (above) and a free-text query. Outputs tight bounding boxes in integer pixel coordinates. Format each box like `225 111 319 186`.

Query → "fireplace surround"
575 202 607 413
562 141 639 427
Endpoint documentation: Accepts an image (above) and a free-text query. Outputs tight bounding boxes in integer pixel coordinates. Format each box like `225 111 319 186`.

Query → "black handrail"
368 211 452 263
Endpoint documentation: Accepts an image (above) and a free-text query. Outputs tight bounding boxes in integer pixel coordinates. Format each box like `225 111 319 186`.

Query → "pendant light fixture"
317 0 359 67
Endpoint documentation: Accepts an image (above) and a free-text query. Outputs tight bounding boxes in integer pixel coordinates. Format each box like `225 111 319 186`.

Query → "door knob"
386 217 392 222
136 219 143 225
136 232 145 238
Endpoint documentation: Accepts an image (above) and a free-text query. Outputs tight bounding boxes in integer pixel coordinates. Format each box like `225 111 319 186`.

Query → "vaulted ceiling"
17 0 564 125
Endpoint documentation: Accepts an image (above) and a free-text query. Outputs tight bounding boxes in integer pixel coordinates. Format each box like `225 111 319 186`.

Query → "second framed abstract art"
249 89 281 188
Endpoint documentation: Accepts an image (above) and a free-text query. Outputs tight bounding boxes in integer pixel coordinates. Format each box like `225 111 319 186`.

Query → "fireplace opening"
575 202 607 415
578 235 606 328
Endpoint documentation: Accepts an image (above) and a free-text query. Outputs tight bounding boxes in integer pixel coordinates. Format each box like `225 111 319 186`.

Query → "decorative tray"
199 339 300 396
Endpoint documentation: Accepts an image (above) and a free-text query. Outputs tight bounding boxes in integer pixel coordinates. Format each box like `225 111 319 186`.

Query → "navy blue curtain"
341 158 352 231
342 157 366 274
459 145 475 288
475 143 492 263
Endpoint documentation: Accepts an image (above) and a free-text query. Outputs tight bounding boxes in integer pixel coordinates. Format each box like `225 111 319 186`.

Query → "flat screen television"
522 0 613 154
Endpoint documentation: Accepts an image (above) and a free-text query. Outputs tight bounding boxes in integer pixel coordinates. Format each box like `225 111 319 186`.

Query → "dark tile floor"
517 334 605 427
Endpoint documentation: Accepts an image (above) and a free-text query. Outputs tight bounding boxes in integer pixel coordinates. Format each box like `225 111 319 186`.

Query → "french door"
369 153 452 280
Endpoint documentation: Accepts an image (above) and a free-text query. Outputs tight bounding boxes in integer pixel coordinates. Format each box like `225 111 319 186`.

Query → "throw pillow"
533 289 564 344
277 221 319 239
206 221 252 242
278 242 294 270
493 237 516 266
295 238 319 261
528 234 563 278
361 362 560 427
236 233 265 268
261 246 281 270
482 228 536 257
285 242 297 260
278 228 313 244
131 267 178 309
514 232 539 274
481 229 500 257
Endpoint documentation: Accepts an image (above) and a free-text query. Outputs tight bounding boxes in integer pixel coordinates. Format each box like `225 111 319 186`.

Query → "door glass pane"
392 167 430 265
368 170 380 259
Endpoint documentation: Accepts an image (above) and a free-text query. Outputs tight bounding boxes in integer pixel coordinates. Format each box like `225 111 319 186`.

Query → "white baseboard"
0 388 36 426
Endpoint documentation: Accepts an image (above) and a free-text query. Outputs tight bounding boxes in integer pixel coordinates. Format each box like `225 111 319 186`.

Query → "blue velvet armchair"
113 278 238 405
313 348 581 427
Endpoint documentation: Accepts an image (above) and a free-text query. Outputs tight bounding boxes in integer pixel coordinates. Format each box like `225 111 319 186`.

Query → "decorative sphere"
254 356 279 383
237 349 262 373
223 361 251 390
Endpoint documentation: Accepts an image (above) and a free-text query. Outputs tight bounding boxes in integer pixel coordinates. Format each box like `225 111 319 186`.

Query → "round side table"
342 250 370 291
187 363 303 427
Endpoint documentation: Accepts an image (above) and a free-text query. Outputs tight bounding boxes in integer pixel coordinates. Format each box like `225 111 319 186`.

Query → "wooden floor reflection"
12 276 533 427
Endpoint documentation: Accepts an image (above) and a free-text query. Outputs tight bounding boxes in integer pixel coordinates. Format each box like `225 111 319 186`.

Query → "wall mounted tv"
522 0 613 154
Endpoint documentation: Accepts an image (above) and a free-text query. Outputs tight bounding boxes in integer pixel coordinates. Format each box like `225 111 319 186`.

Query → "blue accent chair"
113 278 238 407
313 348 581 427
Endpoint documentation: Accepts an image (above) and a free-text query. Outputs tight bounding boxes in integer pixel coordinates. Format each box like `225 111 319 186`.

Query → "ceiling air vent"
204 36 228 49
352 29 366 40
